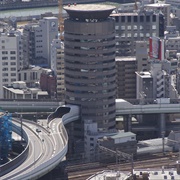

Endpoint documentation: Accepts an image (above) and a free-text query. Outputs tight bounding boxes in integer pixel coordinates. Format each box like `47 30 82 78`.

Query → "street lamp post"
20 114 23 142
34 140 36 169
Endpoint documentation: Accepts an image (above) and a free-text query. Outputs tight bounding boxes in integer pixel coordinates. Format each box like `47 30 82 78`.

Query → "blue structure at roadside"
0 112 12 165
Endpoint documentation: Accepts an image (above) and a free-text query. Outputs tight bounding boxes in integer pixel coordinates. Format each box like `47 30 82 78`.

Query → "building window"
10 62 16 65
3 73 8 76
11 79 16 82
24 73 27 80
115 16 119 22
2 62 8 65
2 57 8 60
121 26 125 30
140 33 144 37
146 16 150 22
140 26 143 30
146 33 150 37
2 68 8 71
153 15 156 22
134 16 138 22
2 51 8 54
11 68 16 71
18 74 21 81
152 25 156 30
2 79 8 82
133 25 137 30
10 57 16 60
121 16 125 22
134 33 138 37
11 73 16 76
140 16 144 22
10 51 16 54
127 16 131 22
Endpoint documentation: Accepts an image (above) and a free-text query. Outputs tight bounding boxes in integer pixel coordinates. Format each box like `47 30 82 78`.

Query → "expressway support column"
123 115 132 132
159 113 166 137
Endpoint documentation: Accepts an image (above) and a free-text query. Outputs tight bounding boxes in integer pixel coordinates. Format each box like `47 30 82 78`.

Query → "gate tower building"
64 4 116 130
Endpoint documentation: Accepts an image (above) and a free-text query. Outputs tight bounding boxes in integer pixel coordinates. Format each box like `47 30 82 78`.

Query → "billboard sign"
149 37 164 60
149 37 160 59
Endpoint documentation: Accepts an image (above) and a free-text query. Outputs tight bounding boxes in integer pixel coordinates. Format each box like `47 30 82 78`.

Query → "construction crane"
58 0 64 41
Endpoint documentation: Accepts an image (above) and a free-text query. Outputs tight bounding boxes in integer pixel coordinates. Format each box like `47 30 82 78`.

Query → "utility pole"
99 145 134 176
131 154 134 177
162 131 165 155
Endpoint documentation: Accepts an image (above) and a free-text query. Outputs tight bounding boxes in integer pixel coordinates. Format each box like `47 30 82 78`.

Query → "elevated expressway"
0 98 179 115
116 99 180 115
0 105 80 180
1 98 180 179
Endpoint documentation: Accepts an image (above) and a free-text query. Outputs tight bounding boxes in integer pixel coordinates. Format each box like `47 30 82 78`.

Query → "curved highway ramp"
0 104 80 180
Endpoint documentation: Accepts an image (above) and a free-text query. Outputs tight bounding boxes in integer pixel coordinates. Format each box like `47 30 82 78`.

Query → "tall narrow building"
64 4 116 130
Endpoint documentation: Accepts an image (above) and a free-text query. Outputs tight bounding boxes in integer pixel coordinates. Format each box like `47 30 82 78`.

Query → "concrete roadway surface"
1 118 63 180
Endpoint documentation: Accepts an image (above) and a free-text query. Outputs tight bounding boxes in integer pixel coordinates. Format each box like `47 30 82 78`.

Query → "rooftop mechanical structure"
0 112 12 165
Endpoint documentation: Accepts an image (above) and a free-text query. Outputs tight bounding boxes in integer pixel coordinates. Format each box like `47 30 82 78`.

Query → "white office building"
111 10 164 56
23 17 58 68
136 61 178 99
165 26 180 53
0 30 22 98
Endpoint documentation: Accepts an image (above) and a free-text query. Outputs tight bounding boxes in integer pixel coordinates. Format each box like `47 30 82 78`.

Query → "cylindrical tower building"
64 4 116 130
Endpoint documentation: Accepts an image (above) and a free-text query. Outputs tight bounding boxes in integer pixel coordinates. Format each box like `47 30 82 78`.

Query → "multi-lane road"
1 105 80 180
1 120 54 180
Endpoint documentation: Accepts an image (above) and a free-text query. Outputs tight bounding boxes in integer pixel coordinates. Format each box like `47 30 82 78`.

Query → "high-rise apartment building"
0 30 22 98
64 4 116 131
111 10 164 56
116 56 136 99
23 17 58 68
51 39 65 100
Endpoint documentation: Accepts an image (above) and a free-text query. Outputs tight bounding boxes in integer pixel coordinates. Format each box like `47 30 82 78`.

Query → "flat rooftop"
115 56 136 61
64 4 115 19
64 4 115 11
145 3 170 7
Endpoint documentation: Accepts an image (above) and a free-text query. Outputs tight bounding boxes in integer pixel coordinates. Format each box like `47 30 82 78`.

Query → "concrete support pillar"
123 115 132 132
159 113 166 137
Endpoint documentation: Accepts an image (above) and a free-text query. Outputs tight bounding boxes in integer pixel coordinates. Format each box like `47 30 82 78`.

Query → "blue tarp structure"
0 112 12 164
